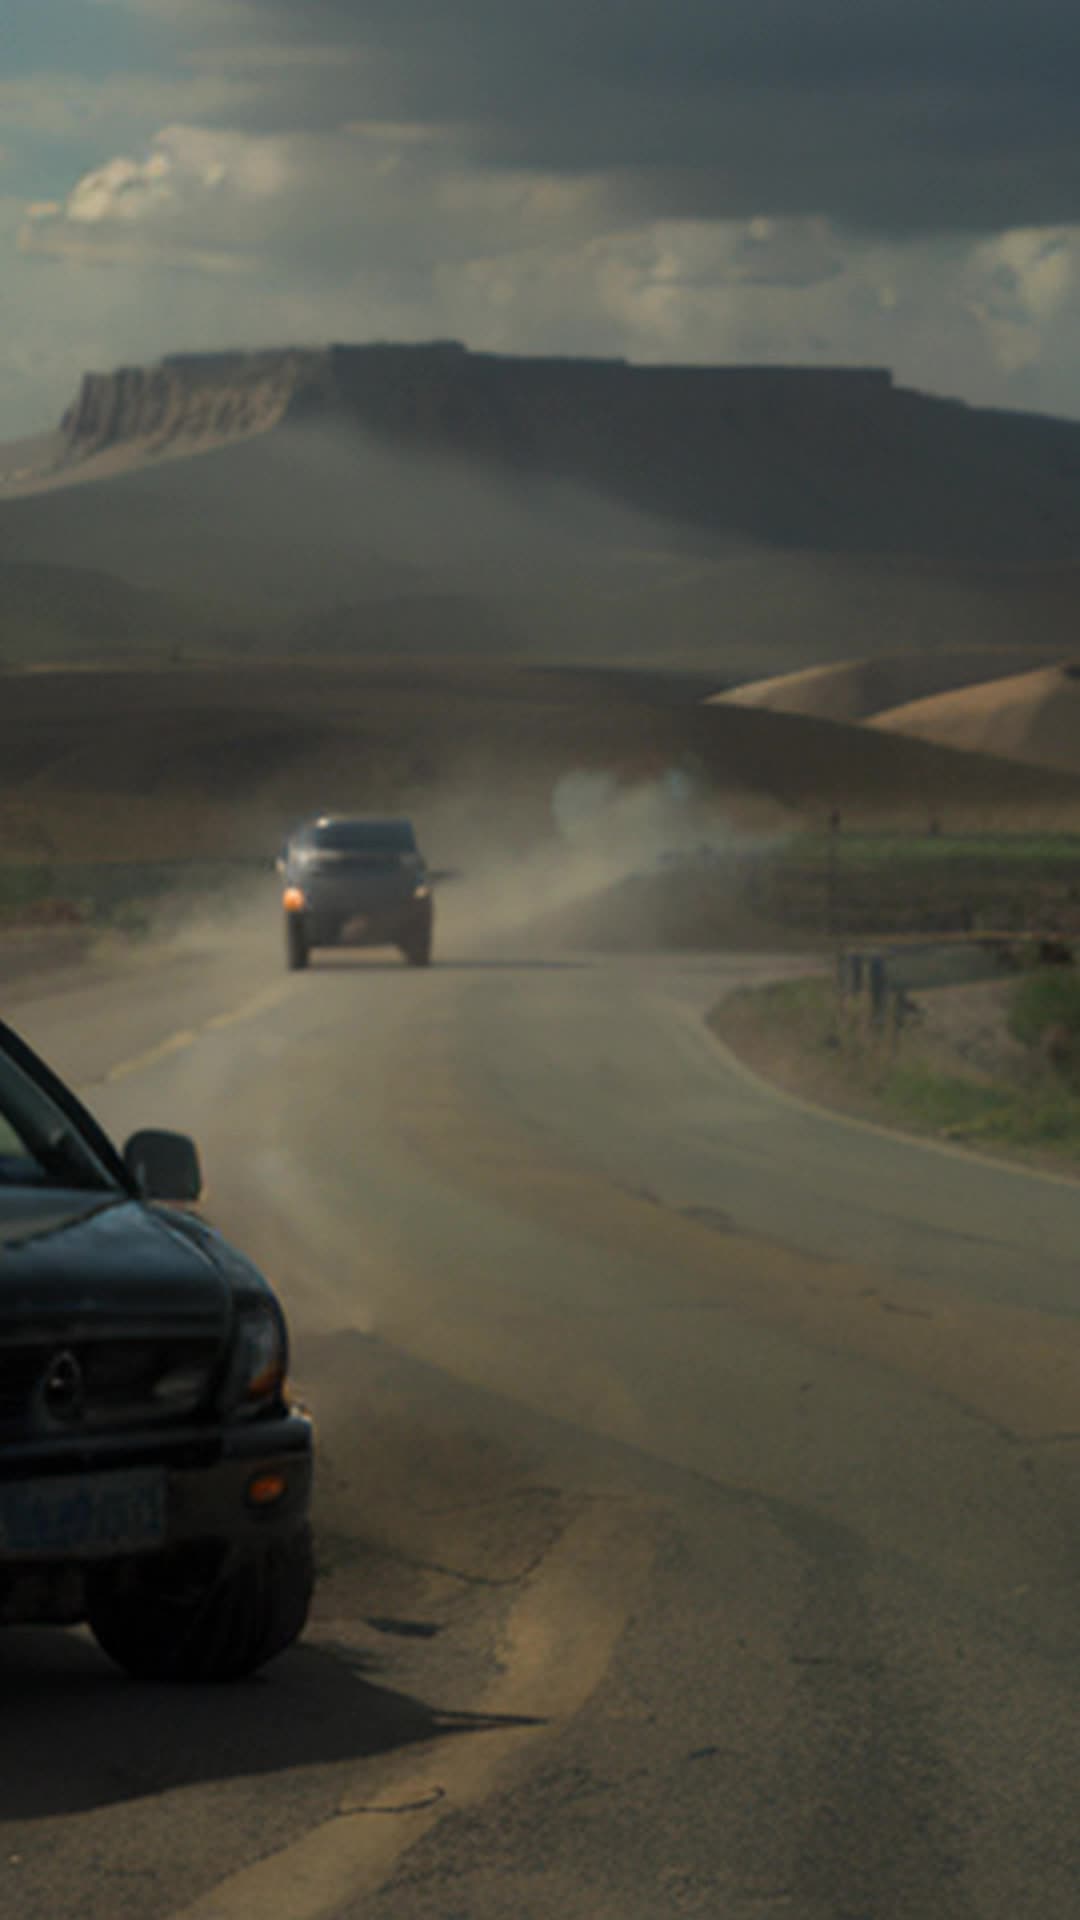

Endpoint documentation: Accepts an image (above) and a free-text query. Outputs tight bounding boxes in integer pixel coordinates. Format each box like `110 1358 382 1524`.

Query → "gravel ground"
906 977 1033 1084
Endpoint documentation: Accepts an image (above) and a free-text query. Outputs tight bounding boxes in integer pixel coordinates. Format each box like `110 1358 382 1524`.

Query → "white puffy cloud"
20 126 295 270
18 122 608 278
65 153 175 226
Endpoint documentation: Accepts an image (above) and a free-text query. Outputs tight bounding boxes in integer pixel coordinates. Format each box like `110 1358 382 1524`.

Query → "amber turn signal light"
282 887 306 912
246 1471 288 1508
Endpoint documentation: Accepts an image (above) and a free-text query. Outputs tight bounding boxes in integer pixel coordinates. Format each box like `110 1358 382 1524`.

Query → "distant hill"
38 344 1080 565
4 344 1080 672
0 561 231 667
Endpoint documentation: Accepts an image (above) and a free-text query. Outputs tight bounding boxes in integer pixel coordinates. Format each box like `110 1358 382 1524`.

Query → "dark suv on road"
0 1016 314 1682
280 815 433 970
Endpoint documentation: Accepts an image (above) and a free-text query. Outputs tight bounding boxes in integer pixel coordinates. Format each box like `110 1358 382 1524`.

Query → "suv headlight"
226 1305 287 1418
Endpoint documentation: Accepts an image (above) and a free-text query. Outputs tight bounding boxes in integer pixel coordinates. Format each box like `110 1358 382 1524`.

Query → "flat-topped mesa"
317 345 897 472
58 341 897 465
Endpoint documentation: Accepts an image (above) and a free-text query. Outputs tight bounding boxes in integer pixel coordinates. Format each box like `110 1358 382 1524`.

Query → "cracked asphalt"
5 916 1080 1919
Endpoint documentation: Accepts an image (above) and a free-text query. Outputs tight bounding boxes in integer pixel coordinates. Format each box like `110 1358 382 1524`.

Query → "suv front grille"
0 1337 221 1434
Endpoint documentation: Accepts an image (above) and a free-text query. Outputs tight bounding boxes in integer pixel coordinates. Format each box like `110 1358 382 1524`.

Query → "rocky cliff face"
60 350 328 457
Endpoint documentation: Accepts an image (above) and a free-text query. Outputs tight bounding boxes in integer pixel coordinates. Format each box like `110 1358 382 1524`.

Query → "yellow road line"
171 1501 653 1920
104 980 295 1081
105 1029 198 1082
205 980 293 1032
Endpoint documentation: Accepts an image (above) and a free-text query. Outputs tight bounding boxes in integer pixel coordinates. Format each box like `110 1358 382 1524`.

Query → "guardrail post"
869 953 887 1026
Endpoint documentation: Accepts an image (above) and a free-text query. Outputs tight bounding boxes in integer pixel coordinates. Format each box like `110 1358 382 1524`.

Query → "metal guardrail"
835 932 1077 1031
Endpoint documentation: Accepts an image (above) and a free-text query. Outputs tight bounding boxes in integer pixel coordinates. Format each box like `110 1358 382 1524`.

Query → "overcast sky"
4 0 1080 434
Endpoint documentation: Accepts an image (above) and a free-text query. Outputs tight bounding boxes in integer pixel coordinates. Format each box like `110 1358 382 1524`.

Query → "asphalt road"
5 912 1080 1919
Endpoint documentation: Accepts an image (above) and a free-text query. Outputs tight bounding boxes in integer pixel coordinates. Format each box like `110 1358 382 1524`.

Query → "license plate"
0 1470 167 1560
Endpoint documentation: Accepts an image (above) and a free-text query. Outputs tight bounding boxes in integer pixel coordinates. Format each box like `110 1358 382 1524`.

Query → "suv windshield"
305 820 416 853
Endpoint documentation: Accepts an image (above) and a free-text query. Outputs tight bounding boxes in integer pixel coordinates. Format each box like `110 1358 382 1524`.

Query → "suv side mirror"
124 1129 203 1203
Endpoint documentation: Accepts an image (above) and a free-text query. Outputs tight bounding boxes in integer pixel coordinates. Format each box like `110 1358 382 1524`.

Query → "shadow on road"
308 955 589 972
0 1630 541 1820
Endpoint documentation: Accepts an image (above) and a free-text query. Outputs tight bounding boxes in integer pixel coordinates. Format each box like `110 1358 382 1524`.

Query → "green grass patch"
1008 968 1080 1046
883 1071 1080 1151
738 977 830 1022
0 860 268 932
789 831 1080 869
878 1067 1010 1135
0 867 58 915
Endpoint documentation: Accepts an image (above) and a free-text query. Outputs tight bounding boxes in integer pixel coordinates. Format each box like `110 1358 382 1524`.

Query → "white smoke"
435 765 774 950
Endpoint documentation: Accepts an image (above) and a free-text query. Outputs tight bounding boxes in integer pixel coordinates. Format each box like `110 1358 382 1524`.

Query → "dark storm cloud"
183 0 1080 233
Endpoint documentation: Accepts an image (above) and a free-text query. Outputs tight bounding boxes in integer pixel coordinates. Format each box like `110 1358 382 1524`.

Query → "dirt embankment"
711 961 1080 1172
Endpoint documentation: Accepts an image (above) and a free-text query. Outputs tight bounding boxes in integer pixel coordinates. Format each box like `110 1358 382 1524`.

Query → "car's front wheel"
87 1525 315 1683
285 915 309 971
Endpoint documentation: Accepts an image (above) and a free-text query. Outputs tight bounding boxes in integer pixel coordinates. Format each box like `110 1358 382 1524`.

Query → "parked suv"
0 1015 314 1682
280 815 433 970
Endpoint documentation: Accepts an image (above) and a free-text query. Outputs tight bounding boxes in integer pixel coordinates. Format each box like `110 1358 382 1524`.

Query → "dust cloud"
417 767 784 954
122 760 782 975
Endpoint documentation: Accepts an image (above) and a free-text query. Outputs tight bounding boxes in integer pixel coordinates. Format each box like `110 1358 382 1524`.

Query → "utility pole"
827 807 841 941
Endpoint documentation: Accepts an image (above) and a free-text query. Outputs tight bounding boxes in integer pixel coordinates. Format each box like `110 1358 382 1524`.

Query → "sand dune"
870 662 1080 775
711 646 1068 724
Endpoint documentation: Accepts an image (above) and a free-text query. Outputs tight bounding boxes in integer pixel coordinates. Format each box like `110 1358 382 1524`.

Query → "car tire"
402 933 432 967
87 1525 315 1684
285 915 309 971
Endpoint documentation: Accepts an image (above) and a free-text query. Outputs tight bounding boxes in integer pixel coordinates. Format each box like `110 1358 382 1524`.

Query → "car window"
304 820 417 853
0 1108 34 1175
0 1046 113 1189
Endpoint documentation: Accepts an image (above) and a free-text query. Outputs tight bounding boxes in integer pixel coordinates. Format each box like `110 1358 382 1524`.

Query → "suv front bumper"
303 900 431 948
0 1408 314 1622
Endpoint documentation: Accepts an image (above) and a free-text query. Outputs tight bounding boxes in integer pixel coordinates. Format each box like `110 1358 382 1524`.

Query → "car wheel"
285 915 309 971
402 933 432 967
87 1525 315 1683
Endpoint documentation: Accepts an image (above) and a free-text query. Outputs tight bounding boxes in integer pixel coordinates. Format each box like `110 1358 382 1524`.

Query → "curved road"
5 916 1080 1919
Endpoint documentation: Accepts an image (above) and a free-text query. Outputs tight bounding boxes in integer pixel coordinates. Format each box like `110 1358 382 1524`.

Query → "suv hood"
0 1190 230 1334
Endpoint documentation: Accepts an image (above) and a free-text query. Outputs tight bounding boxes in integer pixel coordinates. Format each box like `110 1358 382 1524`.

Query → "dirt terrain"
2 663 1080 878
